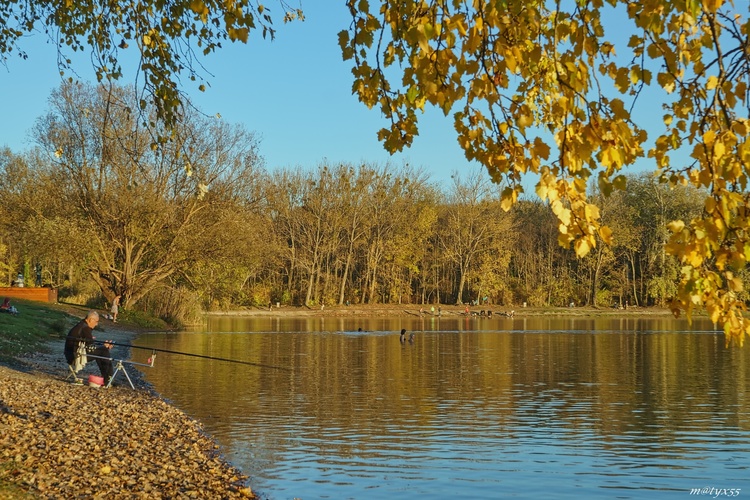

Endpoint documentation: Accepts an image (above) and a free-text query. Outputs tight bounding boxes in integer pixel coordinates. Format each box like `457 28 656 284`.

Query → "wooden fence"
0 287 58 303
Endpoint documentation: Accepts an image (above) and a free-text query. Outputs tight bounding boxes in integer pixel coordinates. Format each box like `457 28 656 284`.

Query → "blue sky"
0 3 677 193
0 3 480 188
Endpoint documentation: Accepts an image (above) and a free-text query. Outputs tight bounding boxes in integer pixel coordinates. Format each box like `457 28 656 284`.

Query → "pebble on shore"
0 365 255 498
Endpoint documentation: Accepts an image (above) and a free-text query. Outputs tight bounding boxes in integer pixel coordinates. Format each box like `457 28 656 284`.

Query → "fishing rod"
67 337 291 371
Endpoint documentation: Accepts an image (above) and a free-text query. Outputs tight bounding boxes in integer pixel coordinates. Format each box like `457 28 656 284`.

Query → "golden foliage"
341 0 750 345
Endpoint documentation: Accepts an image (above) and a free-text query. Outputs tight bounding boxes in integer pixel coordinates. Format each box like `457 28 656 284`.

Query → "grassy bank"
0 300 71 363
0 298 174 363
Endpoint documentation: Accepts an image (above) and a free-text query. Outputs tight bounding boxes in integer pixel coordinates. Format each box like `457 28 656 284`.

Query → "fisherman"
64 311 115 385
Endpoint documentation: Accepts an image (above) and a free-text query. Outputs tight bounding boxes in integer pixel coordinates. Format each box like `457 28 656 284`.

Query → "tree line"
0 82 724 322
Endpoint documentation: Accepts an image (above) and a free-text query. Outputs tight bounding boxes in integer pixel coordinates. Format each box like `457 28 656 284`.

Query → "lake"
132 315 750 499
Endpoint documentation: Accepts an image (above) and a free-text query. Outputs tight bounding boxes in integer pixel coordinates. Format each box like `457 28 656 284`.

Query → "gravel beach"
0 320 256 499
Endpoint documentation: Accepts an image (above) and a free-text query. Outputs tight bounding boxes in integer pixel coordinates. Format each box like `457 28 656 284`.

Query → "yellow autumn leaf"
517 113 533 128
705 197 716 213
574 236 592 257
713 140 726 159
657 72 676 93
667 220 685 233
558 208 572 227
711 307 721 323
687 250 704 267
599 175 613 196
732 120 747 137
584 203 600 221
702 0 724 13
456 17 467 37
703 129 716 146
500 189 517 211
533 137 551 159
536 183 549 201
551 199 564 217
599 225 613 245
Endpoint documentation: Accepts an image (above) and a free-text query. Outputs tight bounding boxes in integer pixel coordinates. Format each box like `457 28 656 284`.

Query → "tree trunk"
338 243 354 305
456 267 466 305
589 247 604 307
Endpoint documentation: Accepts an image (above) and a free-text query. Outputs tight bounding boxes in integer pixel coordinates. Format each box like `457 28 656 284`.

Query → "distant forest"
0 83 728 322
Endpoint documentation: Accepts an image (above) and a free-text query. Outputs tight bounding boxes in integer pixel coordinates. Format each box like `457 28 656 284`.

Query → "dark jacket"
63 319 95 365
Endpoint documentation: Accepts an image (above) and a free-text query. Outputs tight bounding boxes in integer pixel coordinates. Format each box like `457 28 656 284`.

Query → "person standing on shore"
64 311 114 385
110 295 121 323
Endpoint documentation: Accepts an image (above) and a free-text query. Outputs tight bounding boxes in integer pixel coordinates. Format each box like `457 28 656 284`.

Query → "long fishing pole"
67 337 291 371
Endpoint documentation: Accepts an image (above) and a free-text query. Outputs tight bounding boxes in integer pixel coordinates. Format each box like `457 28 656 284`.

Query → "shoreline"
205 303 685 319
0 316 256 499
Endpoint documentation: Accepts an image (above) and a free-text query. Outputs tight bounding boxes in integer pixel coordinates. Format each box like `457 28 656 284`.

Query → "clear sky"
0 3 483 189
0 3 674 193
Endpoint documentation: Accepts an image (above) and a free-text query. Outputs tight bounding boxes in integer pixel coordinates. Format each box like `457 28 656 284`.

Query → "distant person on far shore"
110 295 121 323
1 297 18 315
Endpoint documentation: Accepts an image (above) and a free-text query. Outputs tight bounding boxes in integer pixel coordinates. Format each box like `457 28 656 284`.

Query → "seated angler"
63 311 115 385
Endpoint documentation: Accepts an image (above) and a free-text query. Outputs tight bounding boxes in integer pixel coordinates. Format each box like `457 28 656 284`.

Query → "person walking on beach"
64 311 114 385
110 294 121 323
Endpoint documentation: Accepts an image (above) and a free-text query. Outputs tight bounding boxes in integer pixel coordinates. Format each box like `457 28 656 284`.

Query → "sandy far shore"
207 303 680 318
0 319 256 499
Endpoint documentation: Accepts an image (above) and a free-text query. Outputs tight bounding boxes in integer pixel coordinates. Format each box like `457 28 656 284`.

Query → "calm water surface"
132 316 750 499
